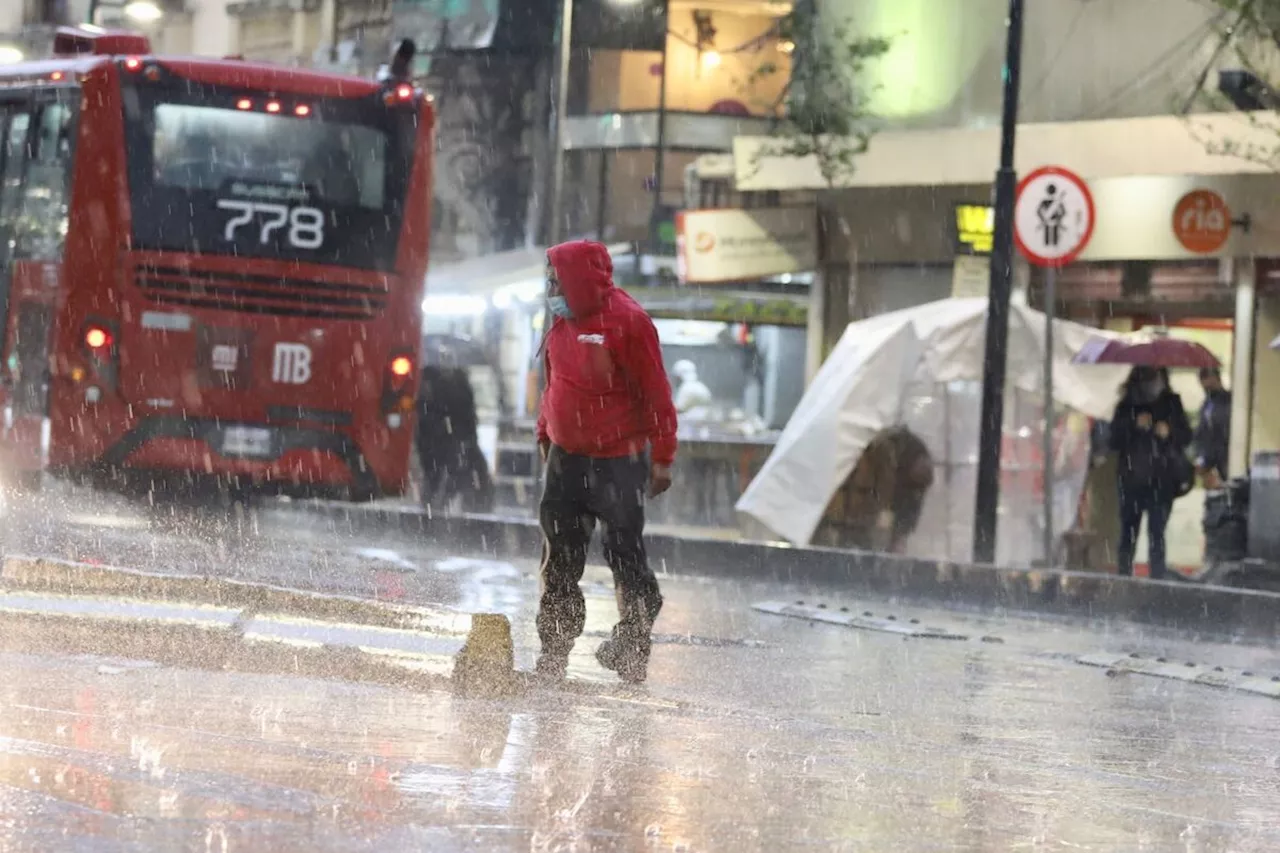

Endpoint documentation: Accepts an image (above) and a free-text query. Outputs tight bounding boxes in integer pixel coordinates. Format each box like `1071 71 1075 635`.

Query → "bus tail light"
294 103 311 117
84 325 112 351
389 355 413 379
236 98 252 110
382 353 416 417
81 320 119 395
265 100 281 114
123 56 143 72
383 84 416 107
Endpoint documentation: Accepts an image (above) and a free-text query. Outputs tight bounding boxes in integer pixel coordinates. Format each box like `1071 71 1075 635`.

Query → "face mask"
1137 379 1164 402
547 295 572 319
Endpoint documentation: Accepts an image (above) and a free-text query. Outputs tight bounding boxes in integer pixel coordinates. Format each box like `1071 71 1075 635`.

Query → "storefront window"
655 319 805 431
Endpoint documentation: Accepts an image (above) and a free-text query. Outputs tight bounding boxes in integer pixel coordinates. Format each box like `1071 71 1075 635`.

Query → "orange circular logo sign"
1173 190 1231 253
694 232 715 253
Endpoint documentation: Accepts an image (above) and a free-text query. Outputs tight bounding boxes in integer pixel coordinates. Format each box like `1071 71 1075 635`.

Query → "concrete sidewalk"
272 498 1280 643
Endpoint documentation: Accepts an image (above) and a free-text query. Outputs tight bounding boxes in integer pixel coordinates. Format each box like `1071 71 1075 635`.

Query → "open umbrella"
1072 335 1221 369
421 334 490 369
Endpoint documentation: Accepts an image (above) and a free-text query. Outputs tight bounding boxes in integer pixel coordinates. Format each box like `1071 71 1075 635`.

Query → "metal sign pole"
1009 163 1093 568
548 0 574 246
1042 266 1056 567
972 0 1026 565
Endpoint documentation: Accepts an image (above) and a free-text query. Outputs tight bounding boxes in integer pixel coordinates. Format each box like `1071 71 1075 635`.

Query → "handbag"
1169 451 1196 499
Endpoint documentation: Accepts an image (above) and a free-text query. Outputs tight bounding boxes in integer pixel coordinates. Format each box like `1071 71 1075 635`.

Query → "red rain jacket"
536 240 678 466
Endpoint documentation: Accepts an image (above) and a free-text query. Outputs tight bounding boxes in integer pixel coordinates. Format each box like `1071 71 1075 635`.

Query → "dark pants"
419 437 494 513
1117 484 1173 580
537 446 663 663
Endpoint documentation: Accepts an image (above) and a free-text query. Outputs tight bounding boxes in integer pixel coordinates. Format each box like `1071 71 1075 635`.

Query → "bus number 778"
216 199 325 249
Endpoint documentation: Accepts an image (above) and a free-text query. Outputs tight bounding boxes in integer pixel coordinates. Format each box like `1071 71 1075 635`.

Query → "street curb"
0 605 460 694
0 555 470 635
274 500 1280 642
0 556 524 697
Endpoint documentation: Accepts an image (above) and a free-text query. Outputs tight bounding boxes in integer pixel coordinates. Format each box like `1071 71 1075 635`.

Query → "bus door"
0 89 78 482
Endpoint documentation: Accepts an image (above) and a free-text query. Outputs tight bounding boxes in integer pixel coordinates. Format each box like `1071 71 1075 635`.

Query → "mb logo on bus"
272 343 312 384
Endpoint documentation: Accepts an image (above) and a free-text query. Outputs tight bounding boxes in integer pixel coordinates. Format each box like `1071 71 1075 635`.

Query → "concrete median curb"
0 555 522 697
276 500 1280 642
1 554 472 635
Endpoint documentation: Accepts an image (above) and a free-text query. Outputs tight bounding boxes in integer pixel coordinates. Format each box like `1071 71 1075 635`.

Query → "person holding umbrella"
1108 366 1194 580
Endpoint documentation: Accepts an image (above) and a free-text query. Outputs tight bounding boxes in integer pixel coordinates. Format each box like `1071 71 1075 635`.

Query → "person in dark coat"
814 425 935 554
534 240 678 684
1108 366 1193 580
415 366 494 513
1194 367 1232 488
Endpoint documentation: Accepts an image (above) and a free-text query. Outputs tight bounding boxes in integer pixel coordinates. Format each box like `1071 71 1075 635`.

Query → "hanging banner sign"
676 207 817 285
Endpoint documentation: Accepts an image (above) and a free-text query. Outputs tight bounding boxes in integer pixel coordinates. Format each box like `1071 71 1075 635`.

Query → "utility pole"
547 0 574 245
649 0 670 246
972 0 1025 565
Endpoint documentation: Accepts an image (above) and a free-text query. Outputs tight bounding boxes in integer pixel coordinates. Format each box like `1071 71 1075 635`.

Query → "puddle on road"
353 548 419 571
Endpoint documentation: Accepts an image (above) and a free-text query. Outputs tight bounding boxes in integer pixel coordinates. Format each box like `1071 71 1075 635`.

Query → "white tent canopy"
736 298 1128 563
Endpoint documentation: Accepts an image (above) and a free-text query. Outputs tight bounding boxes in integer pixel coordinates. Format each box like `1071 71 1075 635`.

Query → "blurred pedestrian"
671 359 713 421
534 240 678 684
1194 366 1232 488
415 366 494 513
815 425 935 555
1109 366 1193 579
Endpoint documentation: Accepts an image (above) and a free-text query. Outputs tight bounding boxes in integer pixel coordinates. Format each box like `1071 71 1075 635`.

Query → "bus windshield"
122 76 417 272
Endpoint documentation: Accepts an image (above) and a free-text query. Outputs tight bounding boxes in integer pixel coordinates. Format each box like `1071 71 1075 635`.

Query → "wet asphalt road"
0 483 1278 851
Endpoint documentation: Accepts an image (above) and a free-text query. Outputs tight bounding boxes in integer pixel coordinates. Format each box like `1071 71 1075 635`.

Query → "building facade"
725 0 1280 567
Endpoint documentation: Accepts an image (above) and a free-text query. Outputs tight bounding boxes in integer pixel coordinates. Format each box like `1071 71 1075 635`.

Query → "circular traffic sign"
1014 166 1095 268
1172 189 1231 254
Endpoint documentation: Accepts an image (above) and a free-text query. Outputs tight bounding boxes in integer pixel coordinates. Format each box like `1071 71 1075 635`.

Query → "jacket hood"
547 240 613 318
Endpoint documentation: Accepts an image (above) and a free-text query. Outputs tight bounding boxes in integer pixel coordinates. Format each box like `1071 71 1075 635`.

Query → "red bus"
0 27 434 499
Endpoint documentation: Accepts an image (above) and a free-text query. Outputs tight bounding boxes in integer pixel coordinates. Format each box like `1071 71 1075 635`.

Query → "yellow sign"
955 204 994 255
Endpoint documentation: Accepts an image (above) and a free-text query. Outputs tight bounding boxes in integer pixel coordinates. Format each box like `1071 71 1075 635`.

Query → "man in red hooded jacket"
535 240 678 683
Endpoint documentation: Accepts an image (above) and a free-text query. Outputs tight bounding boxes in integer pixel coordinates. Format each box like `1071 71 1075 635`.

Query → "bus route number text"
216 200 325 249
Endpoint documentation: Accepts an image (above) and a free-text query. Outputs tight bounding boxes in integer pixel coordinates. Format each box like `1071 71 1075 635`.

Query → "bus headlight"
85 386 101 403
386 413 403 429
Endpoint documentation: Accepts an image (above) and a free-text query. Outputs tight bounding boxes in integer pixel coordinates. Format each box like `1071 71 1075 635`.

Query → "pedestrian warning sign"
1013 166 1094 268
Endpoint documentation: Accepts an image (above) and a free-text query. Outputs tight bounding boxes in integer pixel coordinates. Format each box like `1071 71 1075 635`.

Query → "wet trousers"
1117 483 1173 580
419 438 494 513
536 447 663 663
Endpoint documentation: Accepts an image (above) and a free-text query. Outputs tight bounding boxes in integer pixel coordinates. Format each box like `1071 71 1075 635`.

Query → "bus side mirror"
389 39 416 82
